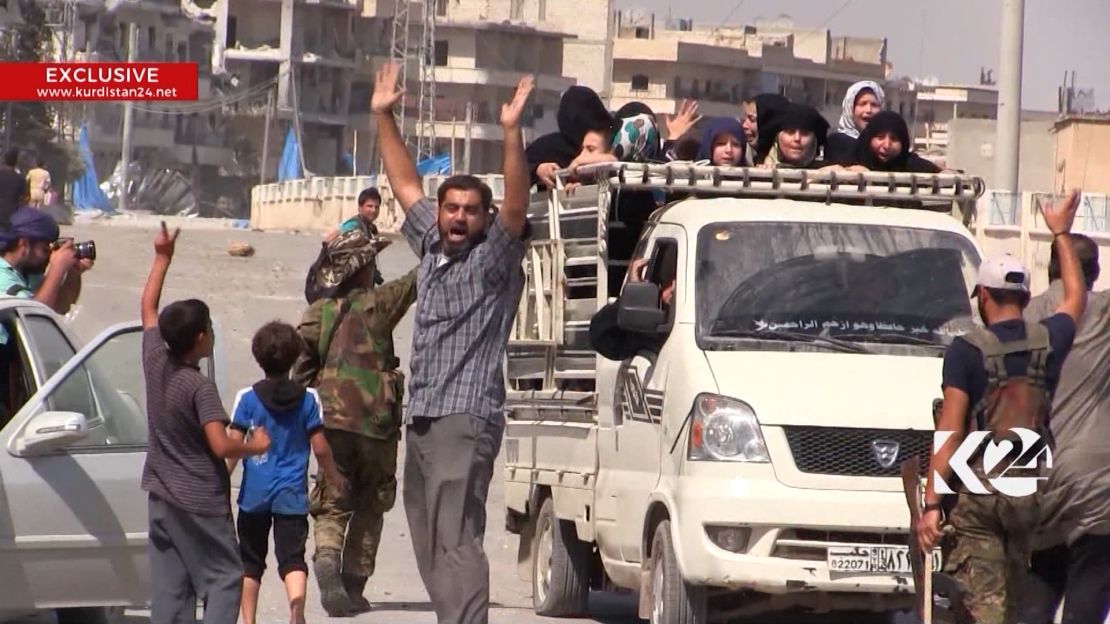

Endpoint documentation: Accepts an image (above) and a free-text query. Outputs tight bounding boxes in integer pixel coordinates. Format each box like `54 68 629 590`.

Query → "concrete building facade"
1052 115 1110 195
608 12 893 123
347 18 575 175
213 0 365 178
36 0 232 175
946 117 1056 191
432 0 614 96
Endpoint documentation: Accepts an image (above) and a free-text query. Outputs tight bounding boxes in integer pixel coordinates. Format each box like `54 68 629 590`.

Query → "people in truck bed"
749 93 791 166
848 111 943 174
660 99 703 162
824 80 885 165
696 118 746 167
526 86 616 190
757 103 831 170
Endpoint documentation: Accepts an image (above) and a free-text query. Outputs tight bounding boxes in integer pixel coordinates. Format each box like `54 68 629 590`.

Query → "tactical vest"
958 322 1054 486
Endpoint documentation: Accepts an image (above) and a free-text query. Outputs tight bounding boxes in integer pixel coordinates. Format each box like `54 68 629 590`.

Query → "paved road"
32 217 918 624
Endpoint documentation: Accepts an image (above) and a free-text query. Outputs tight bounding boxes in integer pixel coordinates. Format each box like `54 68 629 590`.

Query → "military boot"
314 552 354 617
342 574 372 614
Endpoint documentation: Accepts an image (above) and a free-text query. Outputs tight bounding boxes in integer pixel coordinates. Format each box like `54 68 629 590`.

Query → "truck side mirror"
618 282 666 334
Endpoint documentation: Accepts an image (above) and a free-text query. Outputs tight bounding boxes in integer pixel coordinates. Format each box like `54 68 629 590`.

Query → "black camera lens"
74 240 96 261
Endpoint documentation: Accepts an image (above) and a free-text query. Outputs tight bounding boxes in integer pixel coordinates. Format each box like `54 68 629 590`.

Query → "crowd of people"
132 63 535 624
525 79 946 189
0 70 1097 624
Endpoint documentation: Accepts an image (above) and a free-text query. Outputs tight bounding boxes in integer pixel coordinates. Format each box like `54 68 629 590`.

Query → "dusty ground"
31 216 922 624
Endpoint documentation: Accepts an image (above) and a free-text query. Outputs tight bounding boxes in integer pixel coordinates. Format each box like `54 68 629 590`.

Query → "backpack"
958 323 1054 481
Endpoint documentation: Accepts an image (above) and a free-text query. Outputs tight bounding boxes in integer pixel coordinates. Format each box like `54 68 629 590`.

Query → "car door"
594 228 684 564
0 318 150 610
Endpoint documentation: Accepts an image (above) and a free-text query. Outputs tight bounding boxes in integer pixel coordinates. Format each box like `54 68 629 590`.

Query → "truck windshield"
696 221 981 349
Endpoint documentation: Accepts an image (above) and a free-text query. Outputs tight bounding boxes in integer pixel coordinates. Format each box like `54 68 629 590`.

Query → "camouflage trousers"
942 492 1040 624
309 428 399 578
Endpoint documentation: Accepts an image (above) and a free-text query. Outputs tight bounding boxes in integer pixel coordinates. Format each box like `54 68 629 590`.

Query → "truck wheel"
650 520 708 624
532 497 590 617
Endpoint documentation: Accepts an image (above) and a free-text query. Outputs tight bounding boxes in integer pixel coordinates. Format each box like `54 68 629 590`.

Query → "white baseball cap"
971 254 1030 298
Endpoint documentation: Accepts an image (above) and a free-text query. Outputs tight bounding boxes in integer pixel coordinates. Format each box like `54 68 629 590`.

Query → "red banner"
0 63 199 101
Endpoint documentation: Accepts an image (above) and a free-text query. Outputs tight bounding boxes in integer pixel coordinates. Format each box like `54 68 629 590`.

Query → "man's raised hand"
501 75 535 129
153 221 181 259
1040 188 1081 236
371 62 405 115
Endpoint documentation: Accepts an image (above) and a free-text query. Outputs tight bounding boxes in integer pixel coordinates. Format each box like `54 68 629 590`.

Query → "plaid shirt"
401 197 527 422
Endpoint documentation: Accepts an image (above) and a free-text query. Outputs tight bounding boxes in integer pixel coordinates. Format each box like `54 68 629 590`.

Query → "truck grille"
781 426 931 477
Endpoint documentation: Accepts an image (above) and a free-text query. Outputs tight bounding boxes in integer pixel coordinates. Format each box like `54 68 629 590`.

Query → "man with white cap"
916 189 1088 624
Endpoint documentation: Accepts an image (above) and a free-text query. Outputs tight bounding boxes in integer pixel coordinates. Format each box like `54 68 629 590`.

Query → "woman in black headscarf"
849 111 941 173
749 93 790 166
758 103 830 169
526 86 616 189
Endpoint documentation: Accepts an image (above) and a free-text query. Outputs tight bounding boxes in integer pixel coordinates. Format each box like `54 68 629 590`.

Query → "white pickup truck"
503 163 986 622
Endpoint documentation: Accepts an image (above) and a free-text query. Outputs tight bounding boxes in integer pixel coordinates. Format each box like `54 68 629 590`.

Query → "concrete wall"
946 118 1054 191
250 174 505 233
543 0 613 94
1054 120 1110 195
975 191 1110 293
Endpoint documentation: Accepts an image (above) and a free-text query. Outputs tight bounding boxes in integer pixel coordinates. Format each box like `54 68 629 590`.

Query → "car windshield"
696 221 981 350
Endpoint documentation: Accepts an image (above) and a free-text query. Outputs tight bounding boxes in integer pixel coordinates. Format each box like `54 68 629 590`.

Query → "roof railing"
561 163 986 205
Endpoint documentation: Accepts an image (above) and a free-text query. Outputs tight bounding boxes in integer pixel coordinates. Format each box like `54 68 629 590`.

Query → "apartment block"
610 12 894 122
33 0 231 178
348 17 575 175
432 0 613 95
901 81 1000 153
213 0 368 177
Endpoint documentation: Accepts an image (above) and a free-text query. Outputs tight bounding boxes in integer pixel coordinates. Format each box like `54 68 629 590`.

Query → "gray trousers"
148 495 242 624
403 413 504 624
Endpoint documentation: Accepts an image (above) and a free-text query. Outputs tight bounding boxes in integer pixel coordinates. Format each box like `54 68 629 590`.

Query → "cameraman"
0 207 92 314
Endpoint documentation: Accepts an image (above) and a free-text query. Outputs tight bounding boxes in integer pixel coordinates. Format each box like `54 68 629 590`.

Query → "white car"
0 299 224 623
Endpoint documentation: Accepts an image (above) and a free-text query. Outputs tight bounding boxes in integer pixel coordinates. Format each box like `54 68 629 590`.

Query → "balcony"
433 66 574 93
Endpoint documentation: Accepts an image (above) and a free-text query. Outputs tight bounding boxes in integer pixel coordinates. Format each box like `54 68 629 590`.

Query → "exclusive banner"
0 62 199 101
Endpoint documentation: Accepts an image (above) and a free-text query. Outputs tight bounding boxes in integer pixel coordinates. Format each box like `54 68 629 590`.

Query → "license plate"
827 545 942 575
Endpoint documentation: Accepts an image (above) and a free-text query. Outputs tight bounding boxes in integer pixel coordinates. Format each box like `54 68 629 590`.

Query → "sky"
613 0 1110 112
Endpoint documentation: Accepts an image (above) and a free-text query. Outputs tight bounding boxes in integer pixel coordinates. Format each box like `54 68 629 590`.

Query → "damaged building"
45 0 250 216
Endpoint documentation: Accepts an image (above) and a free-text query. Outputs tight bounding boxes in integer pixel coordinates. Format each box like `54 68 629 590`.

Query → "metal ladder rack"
505 163 987 403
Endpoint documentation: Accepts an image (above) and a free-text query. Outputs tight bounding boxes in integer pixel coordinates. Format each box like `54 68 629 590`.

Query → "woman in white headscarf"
824 80 885 165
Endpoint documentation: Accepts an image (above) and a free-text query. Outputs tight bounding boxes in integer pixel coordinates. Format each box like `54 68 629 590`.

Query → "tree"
2 0 78 197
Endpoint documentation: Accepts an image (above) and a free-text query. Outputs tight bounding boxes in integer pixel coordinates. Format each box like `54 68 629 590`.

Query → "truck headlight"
688 394 769 463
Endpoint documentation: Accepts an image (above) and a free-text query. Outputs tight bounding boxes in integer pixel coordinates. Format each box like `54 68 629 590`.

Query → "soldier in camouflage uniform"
918 193 1088 624
292 226 418 616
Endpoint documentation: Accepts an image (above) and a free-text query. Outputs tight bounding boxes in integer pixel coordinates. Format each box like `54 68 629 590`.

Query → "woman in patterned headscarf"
824 80 885 165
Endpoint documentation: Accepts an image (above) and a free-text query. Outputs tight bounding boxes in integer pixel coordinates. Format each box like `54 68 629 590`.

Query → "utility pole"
4 28 15 148
119 22 139 212
994 0 1024 194
260 88 275 185
463 101 472 174
290 64 308 178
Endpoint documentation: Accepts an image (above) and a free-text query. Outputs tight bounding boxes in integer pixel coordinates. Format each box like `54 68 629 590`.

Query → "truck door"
595 229 683 564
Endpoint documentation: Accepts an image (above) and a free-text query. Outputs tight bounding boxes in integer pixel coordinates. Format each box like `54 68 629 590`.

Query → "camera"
54 238 97 261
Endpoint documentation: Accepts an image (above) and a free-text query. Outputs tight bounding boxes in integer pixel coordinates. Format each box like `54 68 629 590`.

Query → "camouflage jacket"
293 268 418 440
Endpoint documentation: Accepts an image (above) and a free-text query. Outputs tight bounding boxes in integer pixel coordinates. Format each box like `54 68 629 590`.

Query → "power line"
130 74 283 115
718 0 748 27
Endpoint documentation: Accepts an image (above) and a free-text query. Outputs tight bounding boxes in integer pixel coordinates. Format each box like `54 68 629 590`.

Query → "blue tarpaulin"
277 127 302 181
416 154 451 176
73 124 114 214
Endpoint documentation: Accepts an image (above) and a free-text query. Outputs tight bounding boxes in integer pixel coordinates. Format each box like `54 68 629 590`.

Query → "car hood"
703 350 941 429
